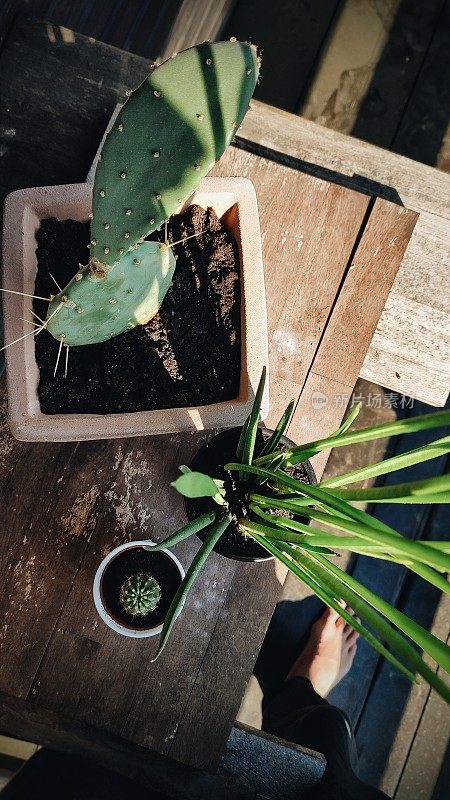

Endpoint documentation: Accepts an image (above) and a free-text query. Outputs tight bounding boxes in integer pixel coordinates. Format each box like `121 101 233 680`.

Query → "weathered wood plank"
311 198 418 383
238 101 450 405
28 429 240 752
0 16 424 772
352 499 450 796
238 101 450 218
213 146 370 415
0 692 255 800
160 0 238 59
224 0 341 111
111 149 373 770
1 18 447 406
299 0 401 132
0 16 150 189
394 636 450 800
391 0 450 167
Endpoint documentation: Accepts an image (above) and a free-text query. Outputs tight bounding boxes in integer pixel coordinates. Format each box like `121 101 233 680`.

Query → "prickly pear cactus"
45 242 175 346
119 572 162 617
90 40 259 266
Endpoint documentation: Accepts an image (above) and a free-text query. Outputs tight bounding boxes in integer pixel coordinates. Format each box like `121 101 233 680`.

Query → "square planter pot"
2 177 268 441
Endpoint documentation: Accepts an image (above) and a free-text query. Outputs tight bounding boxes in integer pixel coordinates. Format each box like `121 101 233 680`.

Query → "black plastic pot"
184 427 317 562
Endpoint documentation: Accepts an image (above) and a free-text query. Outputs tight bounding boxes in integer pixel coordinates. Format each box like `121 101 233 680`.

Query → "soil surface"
101 546 182 631
34 205 241 414
185 427 316 561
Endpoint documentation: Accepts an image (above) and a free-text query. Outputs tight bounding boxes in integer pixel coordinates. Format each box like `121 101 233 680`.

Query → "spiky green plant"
146 369 450 704
45 40 259 346
120 572 162 617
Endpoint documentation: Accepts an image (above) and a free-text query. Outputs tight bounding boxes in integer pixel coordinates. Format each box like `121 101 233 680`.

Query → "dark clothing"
263 676 390 799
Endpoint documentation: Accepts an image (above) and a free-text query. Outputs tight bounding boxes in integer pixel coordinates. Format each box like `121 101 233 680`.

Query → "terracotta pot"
2 177 268 441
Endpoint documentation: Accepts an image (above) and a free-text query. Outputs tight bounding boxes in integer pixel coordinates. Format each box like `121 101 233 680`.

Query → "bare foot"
287 605 359 697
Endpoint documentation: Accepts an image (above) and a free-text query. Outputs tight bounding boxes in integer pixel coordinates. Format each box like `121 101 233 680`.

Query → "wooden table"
0 15 418 779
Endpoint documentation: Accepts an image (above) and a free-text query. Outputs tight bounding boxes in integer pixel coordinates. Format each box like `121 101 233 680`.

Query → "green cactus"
90 40 258 266
119 572 162 617
45 242 175 346
45 40 259 346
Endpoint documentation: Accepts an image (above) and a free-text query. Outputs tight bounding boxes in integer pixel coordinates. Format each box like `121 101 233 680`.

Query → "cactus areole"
119 572 162 617
45 41 259 346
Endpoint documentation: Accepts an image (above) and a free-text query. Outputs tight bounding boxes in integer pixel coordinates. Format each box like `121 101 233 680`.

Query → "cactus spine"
46 242 175 345
119 572 162 617
45 40 259 347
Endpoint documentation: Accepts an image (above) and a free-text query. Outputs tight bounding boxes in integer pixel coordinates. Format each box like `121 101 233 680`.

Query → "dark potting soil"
33 205 241 414
101 546 182 630
185 427 316 561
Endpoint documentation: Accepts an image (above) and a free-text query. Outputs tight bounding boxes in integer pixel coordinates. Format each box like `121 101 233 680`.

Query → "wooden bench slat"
238 101 450 406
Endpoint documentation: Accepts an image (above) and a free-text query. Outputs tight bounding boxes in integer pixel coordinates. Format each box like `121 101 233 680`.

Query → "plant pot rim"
2 177 268 441
184 425 317 562
93 539 185 638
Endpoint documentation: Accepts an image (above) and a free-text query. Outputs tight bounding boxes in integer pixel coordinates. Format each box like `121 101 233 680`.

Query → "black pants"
262 676 390 800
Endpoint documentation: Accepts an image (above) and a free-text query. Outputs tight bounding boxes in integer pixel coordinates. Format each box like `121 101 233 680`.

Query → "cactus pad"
91 40 259 266
119 572 162 617
45 242 175 346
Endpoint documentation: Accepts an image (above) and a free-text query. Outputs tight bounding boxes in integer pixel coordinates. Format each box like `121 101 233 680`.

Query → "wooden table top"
0 17 417 772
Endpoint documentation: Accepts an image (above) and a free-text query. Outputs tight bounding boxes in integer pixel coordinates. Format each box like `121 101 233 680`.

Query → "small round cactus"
119 572 162 617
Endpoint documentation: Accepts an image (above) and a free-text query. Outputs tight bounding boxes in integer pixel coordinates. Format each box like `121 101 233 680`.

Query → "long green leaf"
151 513 232 661
247 512 336 554
239 367 266 479
259 400 295 457
245 530 417 683
426 542 450 553
235 416 249 461
254 409 450 467
320 434 450 488
251 510 450 596
145 512 216 552
330 473 450 503
291 549 450 702
302 550 450 674
249 504 450 591
278 504 450 575
226 463 450 572
247 527 450 701
335 401 362 435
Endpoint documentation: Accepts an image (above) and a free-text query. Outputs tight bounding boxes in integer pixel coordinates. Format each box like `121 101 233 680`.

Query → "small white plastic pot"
93 539 185 638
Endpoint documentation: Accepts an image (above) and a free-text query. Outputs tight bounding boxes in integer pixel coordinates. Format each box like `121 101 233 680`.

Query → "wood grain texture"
0 692 255 800
311 199 418 381
159 0 237 59
238 101 450 405
1 17 446 406
238 101 450 217
0 152 408 770
299 0 402 132
391 0 450 168
212 146 370 427
224 0 341 111
0 16 150 189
